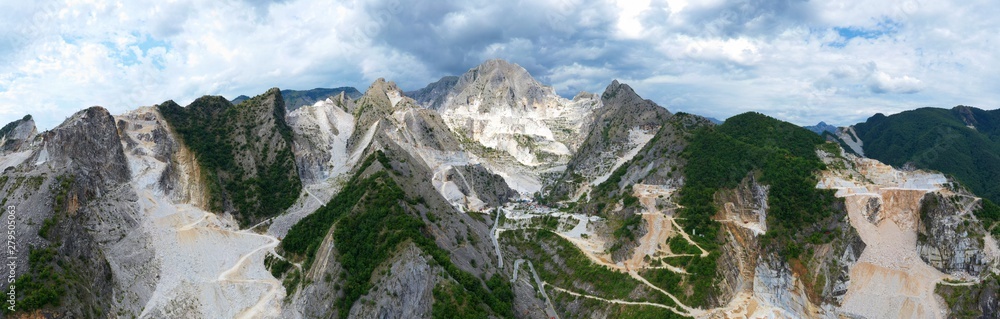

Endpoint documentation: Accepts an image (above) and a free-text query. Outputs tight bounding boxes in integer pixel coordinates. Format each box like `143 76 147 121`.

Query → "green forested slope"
158 89 301 227
854 106 1000 205
281 151 512 318
673 112 842 305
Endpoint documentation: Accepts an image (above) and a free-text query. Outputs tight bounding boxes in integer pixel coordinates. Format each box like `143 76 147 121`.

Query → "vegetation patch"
501 229 673 305
936 274 1000 318
264 253 293 278
3 248 66 313
432 279 489 319
974 198 1000 236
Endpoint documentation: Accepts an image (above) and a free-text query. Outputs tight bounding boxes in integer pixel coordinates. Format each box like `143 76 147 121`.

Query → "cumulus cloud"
815 62 922 96
0 0 998 130
869 71 922 94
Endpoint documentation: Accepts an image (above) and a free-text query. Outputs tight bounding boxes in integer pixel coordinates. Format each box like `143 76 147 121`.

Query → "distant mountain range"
804 121 838 135
232 87 362 112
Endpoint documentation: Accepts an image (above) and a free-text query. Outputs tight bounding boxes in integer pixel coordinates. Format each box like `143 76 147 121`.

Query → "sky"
1 0 998 131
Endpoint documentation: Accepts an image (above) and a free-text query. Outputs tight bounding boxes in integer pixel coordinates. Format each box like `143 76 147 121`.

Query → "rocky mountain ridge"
0 59 998 319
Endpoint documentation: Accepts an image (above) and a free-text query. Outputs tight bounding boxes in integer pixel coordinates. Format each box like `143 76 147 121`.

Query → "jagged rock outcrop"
283 145 510 318
0 115 36 154
343 77 514 212
835 126 865 156
917 192 991 278
0 107 155 318
618 113 713 189
448 59 554 113
348 79 404 151
708 171 864 317
564 112 710 210
44 107 131 190
347 243 437 318
712 175 768 306
443 164 517 208
751 253 818 317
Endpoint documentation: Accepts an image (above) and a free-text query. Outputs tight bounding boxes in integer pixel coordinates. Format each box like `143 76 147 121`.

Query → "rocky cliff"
0 107 157 318
917 191 992 278
0 115 36 154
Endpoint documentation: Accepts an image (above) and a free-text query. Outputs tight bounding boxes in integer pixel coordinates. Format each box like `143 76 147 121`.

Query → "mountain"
848 106 1000 205
0 107 152 316
230 95 250 104
280 76 515 318
405 75 458 110
412 59 602 194
546 80 671 202
804 121 838 135
158 88 302 227
232 87 362 112
1 59 999 318
281 87 363 112
0 114 36 154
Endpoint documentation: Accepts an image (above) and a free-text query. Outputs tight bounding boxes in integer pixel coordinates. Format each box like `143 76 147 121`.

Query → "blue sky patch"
108 33 170 68
828 18 900 47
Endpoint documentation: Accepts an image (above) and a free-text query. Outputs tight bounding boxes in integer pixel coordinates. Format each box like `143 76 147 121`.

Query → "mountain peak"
0 114 36 153
601 80 637 100
447 59 553 113
461 59 540 88
803 121 838 135
475 58 522 72
596 80 670 126
366 78 401 94
352 78 414 132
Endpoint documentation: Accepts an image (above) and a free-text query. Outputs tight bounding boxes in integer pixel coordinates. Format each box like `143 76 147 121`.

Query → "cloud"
869 70 922 94
815 62 923 96
0 0 998 130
